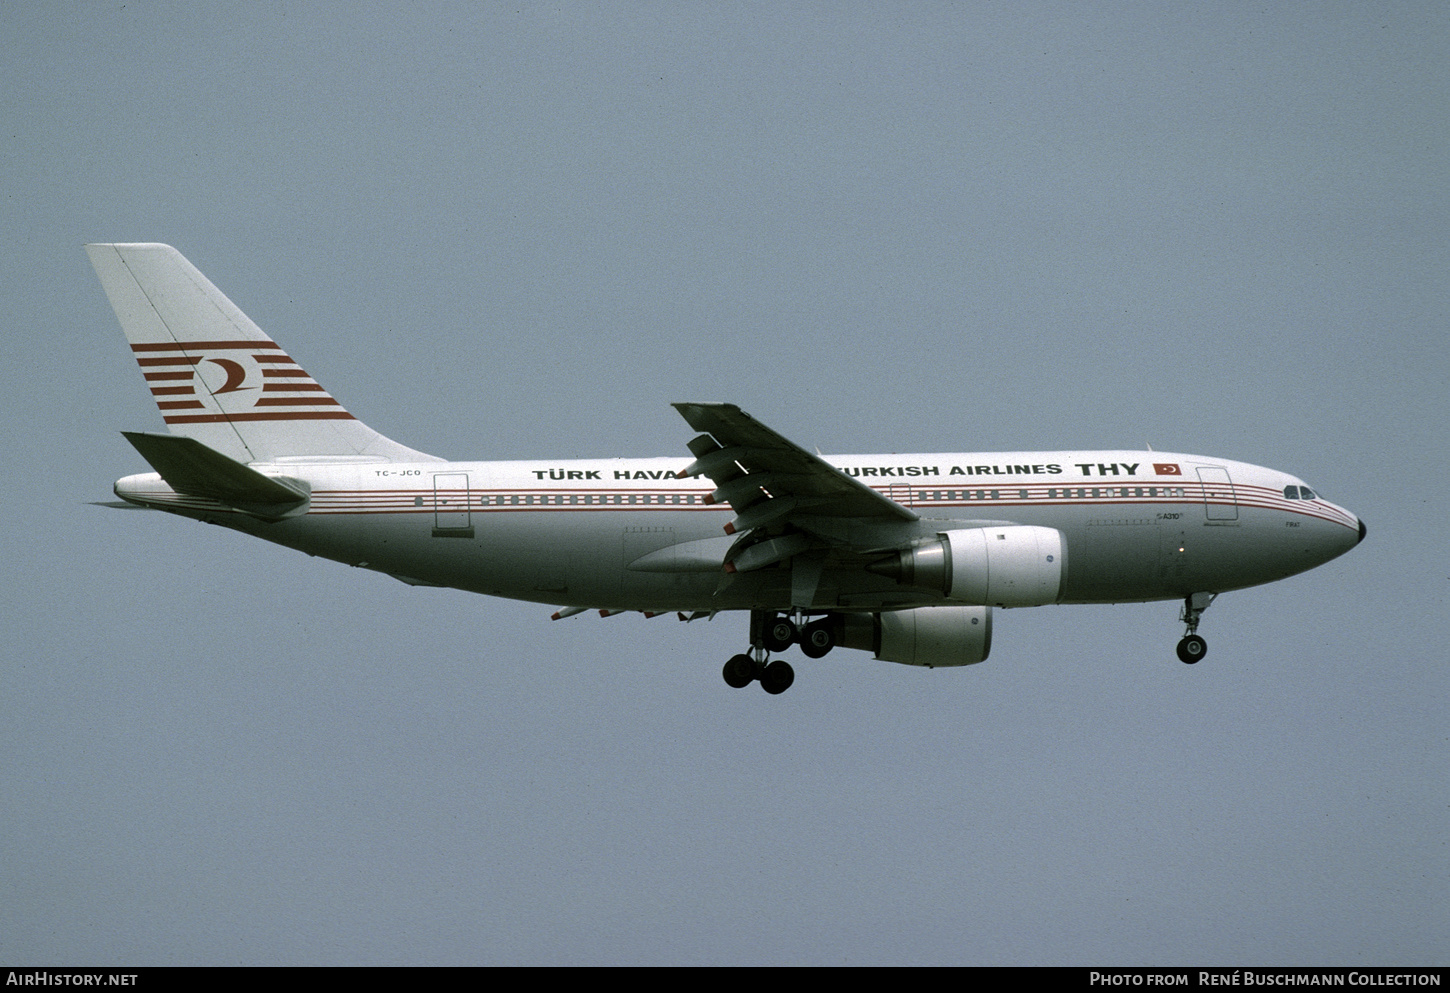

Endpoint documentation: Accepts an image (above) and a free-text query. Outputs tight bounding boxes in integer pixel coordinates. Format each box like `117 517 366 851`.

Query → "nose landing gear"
1176 592 1217 664
1176 634 1207 664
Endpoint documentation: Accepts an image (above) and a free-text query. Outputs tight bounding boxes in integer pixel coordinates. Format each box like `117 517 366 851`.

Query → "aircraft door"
432 472 474 538
1196 467 1238 521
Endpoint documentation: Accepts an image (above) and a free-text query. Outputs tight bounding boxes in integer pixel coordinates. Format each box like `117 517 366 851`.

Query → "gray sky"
2 1 1445 965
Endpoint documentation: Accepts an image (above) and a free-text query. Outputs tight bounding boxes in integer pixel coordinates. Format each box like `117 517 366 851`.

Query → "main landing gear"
1176 592 1216 664
722 611 836 694
722 652 794 694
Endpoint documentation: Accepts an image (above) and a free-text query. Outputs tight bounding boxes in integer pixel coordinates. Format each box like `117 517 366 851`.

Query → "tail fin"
87 243 438 464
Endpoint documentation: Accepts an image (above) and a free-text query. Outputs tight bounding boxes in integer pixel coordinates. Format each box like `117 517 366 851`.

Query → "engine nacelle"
870 525 1066 607
840 605 992 668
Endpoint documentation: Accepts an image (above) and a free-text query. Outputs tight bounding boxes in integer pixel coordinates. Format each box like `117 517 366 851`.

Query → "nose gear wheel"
1176 593 1216 665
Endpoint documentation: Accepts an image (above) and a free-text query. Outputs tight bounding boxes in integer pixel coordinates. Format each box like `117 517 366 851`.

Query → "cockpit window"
1299 486 1316 500
1283 485 1299 499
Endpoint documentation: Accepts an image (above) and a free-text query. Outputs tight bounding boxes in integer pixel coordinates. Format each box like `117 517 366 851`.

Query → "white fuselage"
118 448 1363 614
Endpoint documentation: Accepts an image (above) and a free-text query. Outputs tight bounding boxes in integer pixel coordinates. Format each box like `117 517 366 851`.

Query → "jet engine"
868 525 1066 607
839 605 992 667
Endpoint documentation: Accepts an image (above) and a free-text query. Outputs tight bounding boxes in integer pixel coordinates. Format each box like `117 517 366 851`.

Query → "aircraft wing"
672 402 917 531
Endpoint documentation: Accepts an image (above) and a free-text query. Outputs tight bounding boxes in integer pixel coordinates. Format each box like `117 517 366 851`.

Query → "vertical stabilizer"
88 243 438 464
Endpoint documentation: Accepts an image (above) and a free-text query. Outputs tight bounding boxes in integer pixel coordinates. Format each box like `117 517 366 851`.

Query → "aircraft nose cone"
1357 517 1367 545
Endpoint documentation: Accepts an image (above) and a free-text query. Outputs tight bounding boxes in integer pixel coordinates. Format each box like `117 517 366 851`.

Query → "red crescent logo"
207 357 249 394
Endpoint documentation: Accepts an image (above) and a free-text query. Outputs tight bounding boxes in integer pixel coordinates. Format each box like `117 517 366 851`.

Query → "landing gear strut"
1176 592 1216 664
720 611 793 694
721 611 817 693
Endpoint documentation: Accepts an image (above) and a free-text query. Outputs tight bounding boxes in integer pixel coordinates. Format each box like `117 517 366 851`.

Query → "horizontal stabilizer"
122 431 309 517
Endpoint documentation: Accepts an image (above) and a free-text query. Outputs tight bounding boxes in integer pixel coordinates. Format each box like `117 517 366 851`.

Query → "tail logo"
205 358 252 394
132 339 354 425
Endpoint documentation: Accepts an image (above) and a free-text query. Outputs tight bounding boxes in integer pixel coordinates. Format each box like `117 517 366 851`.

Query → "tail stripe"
254 397 343 407
130 340 284 352
128 337 355 426
163 411 357 425
137 356 202 367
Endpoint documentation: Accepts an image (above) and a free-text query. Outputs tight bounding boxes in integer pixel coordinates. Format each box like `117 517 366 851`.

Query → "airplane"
88 243 1367 695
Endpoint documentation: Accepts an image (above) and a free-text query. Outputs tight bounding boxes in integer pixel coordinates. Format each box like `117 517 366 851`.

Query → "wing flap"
672 402 915 524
